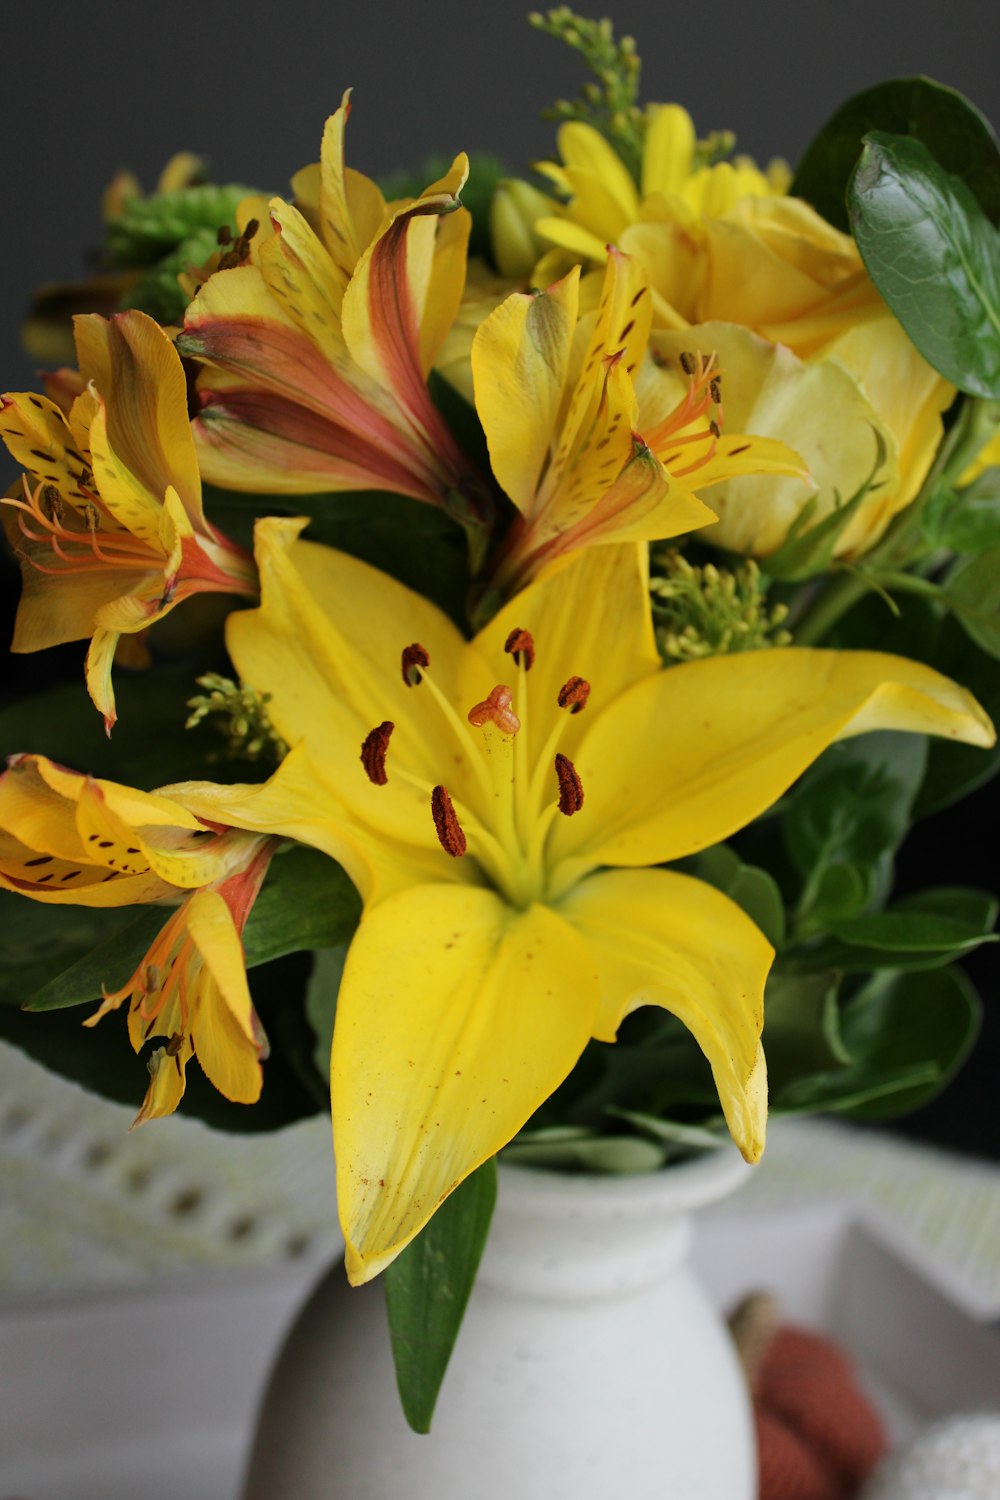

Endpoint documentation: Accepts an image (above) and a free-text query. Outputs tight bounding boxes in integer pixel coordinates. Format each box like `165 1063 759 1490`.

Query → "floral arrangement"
2 9 999 1429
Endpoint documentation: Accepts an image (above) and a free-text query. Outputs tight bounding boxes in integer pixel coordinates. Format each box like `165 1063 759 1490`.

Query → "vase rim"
496 1144 752 1219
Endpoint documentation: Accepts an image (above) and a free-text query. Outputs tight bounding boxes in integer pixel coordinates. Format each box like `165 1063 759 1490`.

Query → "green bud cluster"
529 8 644 179
185 673 288 764
650 548 792 662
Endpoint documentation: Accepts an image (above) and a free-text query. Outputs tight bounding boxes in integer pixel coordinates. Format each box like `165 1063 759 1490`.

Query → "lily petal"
548 649 996 884
333 882 600 1283
559 866 772 1162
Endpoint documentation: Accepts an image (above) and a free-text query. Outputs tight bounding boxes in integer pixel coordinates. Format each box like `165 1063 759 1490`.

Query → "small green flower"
186 674 288 764
650 548 792 662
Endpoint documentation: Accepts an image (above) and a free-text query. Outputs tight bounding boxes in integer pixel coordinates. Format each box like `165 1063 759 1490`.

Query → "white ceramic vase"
242 1148 756 1500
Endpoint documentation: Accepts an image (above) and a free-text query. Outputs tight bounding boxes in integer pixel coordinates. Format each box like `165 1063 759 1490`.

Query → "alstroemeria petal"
185 889 265 1102
639 323 897 556
0 393 91 499
642 105 696 199
473 269 580 518
558 867 772 1163
73 311 204 530
557 122 640 224
333 883 600 1283
549 649 996 880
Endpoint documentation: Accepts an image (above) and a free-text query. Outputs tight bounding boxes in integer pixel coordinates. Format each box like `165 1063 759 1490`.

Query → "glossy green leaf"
916 617 1000 814
839 965 982 1119
792 76 1000 233
304 944 348 1075
762 429 888 582
922 471 1000 553
763 970 848 1092
0 951 322 1132
22 846 360 1013
848 133 1000 398
682 844 786 947
944 545 1000 657
384 1157 498 1434
784 733 927 898
799 887 997 972
0 896 148 1008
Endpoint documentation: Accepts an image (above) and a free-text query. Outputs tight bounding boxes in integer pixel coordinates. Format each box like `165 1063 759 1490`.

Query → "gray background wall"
2 0 997 390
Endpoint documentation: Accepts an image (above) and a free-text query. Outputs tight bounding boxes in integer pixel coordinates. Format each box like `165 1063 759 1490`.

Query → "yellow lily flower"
178 94 488 528
471 249 807 595
0 754 274 1124
166 518 994 1283
0 310 257 731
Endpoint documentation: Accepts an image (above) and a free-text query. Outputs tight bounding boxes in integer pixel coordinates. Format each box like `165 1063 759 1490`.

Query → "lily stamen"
360 721 394 786
431 784 467 858
555 753 585 816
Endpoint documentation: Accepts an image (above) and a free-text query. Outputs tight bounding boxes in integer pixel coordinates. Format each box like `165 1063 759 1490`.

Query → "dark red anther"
679 351 697 375
401 642 430 686
555 753 584 816
360 721 394 786
504 627 535 670
557 676 591 714
431 785 467 857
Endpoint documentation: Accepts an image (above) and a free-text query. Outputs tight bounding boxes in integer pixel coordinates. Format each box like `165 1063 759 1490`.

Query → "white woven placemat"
2 1040 1000 1312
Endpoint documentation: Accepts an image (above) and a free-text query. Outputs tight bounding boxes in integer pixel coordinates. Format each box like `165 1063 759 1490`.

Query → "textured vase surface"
243 1149 756 1500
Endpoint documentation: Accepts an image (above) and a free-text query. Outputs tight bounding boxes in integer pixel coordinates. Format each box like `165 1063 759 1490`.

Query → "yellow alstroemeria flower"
0 310 257 731
493 111 953 561
0 754 275 1124
165 519 994 1283
178 94 488 529
471 249 807 595
499 108 785 290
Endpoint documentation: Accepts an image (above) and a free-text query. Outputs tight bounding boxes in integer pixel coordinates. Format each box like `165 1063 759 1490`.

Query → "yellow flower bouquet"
2 7 999 1438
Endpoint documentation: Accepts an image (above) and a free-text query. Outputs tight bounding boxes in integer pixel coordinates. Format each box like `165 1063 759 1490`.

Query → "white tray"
2 1204 998 1499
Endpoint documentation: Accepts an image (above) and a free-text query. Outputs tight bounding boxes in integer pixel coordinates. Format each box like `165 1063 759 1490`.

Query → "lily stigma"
166 521 995 1284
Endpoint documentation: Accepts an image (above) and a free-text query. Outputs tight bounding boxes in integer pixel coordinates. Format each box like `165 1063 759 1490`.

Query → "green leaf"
922 471 1000 553
762 970 848 1091
848 133 1000 399
503 1130 667 1172
916 617 1000 813
22 846 360 1013
242 847 361 966
681 844 786 947
0 896 149 1008
384 1157 498 1434
839 965 981 1119
800 886 998 972
944 545 1000 656
0 665 232 793
203 486 473 630
0 951 322 1132
792 76 1000 233
785 733 927 869
761 429 889 582
304 944 348 1076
